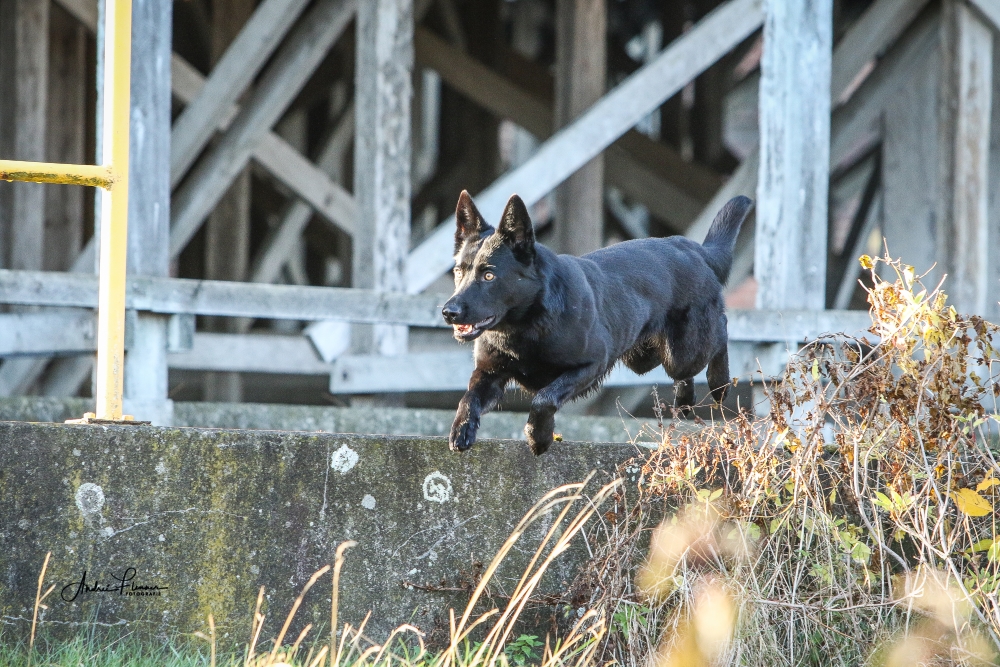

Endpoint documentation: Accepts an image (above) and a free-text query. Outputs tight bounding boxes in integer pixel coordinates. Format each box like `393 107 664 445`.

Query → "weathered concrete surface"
0 421 642 646
0 397 664 444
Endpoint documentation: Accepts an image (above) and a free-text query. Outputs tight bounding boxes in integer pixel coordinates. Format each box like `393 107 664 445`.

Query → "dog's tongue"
455 324 473 334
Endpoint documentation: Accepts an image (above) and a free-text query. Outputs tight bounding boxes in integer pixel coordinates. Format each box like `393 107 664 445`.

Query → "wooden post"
0 0 50 396
204 0 255 403
990 20 1000 324
883 1 993 317
939 0 992 316
45 5 88 272
553 0 606 255
754 0 832 310
0 0 49 272
352 0 413 404
121 0 172 423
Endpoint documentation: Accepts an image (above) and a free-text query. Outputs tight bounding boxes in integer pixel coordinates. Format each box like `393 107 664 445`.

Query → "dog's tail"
701 195 753 283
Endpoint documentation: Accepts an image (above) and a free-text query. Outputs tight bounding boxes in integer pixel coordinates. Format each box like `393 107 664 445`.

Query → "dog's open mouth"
453 316 496 340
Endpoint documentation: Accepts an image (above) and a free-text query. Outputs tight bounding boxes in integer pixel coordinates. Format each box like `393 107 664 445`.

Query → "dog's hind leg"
450 370 510 452
673 377 695 415
707 347 731 404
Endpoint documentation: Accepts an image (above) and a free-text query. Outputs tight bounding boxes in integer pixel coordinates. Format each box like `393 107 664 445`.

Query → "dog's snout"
442 301 463 324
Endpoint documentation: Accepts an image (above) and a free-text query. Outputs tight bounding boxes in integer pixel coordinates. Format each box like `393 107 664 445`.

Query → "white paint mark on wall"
422 472 452 504
75 483 105 516
331 444 359 474
361 494 377 510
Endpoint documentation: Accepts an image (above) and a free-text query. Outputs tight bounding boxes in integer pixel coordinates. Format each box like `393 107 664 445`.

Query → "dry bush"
577 254 1000 667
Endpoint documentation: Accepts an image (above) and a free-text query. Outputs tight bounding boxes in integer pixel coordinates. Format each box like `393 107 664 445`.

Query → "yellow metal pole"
94 0 133 420
0 161 114 189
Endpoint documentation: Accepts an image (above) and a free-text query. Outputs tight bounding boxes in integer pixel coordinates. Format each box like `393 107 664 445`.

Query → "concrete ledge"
0 397 667 444
0 421 643 644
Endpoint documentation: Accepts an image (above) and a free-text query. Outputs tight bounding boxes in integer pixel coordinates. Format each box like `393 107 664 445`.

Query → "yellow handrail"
0 0 133 421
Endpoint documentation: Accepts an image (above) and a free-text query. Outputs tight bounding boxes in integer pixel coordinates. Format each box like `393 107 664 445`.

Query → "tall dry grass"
574 254 1000 666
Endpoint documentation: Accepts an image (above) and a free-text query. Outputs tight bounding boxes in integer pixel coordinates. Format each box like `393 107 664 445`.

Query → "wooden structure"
0 0 997 422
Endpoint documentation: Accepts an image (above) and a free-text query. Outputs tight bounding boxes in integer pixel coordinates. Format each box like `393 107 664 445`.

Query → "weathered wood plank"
830 0 932 103
831 8 938 173
0 310 95 357
414 26 719 230
881 30 942 286
990 22 1000 324
943 2 993 316
329 339 811 394
0 0 49 271
553 0 606 255
353 0 413 360
0 270 448 326
123 0 173 410
754 0 832 310
168 333 329 374
250 103 356 283
253 133 357 235
0 269 874 340
406 0 765 293
170 0 312 185
834 189 882 310
44 5 87 272
169 0 355 259
968 0 1000 31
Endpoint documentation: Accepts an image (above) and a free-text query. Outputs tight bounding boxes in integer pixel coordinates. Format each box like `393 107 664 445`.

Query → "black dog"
442 190 753 455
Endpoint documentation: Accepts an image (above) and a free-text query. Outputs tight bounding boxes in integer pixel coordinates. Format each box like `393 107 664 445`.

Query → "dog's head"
441 191 540 341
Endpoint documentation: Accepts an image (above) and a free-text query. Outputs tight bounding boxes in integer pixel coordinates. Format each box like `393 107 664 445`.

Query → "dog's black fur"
442 190 753 455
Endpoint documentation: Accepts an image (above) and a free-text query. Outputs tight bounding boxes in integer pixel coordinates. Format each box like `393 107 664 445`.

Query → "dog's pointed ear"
454 190 491 253
497 194 535 261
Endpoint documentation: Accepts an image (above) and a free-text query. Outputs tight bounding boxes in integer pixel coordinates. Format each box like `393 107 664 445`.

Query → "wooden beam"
328 336 848 394
881 25 943 288
170 0 312 186
0 0 49 271
169 333 330 374
968 0 1000 31
169 0 355 259
754 0 832 310
553 0 606 255
830 0 933 103
834 189 882 310
124 0 173 411
353 0 413 361
0 270 448 327
250 104 356 284
406 0 765 293
55 0 359 262
45 5 87 272
0 310 95 357
252 133 357 235
942 1 993 316
991 21 1000 324
413 26 723 231
0 269 874 339
830 10 938 171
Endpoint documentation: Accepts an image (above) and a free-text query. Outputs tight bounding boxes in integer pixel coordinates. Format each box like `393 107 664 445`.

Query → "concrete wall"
0 421 641 647
0 397 667 444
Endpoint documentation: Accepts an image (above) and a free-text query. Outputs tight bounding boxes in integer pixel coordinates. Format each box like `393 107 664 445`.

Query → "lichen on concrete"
0 421 641 646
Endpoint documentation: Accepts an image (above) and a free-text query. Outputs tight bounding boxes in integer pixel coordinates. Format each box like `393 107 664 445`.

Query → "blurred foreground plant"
575 254 1000 667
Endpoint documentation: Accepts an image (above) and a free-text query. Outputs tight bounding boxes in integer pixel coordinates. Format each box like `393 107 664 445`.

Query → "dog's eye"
483 271 495 282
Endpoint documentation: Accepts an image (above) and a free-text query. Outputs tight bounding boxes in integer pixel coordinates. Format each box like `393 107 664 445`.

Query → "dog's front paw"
524 422 553 456
449 418 478 452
